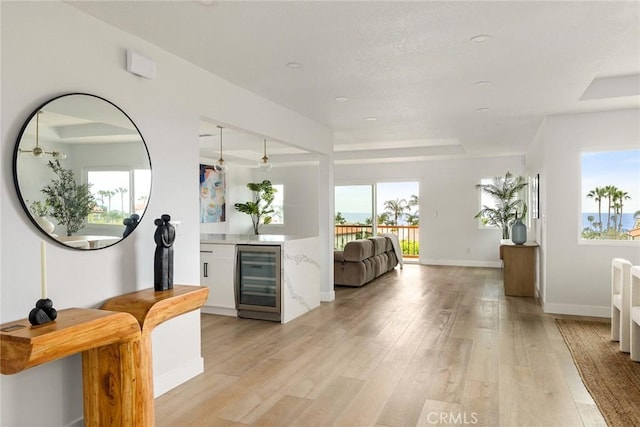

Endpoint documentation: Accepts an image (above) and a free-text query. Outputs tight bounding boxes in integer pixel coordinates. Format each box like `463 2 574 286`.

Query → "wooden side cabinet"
500 243 538 297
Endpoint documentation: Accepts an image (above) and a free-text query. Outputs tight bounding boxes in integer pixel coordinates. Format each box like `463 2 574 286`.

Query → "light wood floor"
155 265 607 426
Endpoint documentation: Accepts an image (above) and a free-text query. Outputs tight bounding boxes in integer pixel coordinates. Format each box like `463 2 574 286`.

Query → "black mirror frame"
12 93 152 250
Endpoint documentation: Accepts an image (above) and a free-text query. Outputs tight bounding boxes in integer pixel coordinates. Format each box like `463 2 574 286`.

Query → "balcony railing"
334 224 419 258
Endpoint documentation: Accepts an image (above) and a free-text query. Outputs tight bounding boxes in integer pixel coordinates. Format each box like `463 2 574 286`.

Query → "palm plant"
475 171 527 239
234 180 276 234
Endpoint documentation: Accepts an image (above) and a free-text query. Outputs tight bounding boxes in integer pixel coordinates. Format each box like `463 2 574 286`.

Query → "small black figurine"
122 213 141 238
154 214 175 291
28 298 57 326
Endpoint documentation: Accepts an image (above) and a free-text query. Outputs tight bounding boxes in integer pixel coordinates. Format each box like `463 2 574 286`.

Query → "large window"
335 182 419 257
581 149 640 241
87 169 151 225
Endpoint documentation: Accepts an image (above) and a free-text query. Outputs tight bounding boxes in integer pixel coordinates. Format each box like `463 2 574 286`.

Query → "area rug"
555 319 640 427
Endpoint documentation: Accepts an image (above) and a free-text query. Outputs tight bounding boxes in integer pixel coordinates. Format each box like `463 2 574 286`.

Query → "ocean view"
582 213 638 231
340 212 639 231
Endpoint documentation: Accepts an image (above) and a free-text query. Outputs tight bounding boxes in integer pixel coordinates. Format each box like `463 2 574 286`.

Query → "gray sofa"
334 236 399 286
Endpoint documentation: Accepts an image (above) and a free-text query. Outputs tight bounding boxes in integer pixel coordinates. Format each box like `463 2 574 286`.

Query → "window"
87 169 151 225
270 184 284 224
334 182 419 257
334 185 374 249
581 149 640 241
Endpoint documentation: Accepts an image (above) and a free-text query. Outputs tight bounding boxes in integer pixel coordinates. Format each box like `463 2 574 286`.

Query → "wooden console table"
1 308 141 425
101 285 209 427
1 285 208 427
500 243 538 297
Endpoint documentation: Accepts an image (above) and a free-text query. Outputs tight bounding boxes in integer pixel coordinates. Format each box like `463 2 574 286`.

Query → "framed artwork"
531 174 540 219
199 164 226 223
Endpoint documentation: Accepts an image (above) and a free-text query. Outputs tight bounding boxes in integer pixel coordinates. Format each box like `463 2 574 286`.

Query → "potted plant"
27 199 55 234
234 180 276 235
42 160 96 236
475 171 527 240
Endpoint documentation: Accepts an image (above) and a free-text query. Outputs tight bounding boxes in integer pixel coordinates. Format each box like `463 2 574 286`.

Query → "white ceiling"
68 1 640 163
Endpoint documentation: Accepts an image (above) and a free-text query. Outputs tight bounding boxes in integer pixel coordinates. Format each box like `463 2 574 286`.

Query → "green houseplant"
234 180 277 235
42 160 96 236
475 171 527 239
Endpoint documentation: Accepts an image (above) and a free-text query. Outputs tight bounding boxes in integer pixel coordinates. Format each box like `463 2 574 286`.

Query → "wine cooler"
235 245 281 322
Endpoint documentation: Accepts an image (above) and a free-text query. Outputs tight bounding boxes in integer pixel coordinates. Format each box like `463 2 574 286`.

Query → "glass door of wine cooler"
235 245 281 321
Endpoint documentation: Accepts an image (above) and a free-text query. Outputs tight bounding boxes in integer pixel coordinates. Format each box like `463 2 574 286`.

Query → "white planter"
35 216 55 234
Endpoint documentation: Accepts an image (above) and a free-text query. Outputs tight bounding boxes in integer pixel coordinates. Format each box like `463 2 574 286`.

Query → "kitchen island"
200 234 321 323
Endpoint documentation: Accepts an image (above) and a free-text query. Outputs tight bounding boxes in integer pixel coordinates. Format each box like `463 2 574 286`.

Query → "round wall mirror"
13 93 152 250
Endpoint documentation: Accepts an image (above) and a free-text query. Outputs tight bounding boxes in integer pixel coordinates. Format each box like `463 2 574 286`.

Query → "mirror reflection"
13 93 151 250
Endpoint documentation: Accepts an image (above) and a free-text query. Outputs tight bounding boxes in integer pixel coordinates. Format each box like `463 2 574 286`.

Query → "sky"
581 149 640 214
335 182 419 215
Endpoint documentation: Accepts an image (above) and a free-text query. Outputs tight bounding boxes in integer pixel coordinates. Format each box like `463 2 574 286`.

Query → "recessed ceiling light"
470 35 491 43
335 96 349 102
286 62 302 69
365 117 377 121
477 107 489 112
474 81 491 86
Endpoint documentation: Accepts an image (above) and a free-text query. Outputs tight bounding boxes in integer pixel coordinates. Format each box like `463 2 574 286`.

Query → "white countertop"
200 233 315 245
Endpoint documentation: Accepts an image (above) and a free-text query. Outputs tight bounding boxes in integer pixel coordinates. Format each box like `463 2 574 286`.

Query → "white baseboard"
542 302 610 318
154 356 204 397
66 418 84 427
321 290 336 302
201 306 237 317
422 259 502 268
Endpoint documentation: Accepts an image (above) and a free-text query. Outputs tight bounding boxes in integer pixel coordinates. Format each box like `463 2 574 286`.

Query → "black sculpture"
28 298 57 326
154 214 175 291
122 213 140 238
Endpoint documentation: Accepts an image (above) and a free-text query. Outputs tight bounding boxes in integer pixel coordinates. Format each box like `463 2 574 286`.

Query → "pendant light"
19 111 67 160
258 138 272 172
216 125 227 172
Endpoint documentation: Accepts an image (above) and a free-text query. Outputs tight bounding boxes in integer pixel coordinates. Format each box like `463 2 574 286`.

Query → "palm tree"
603 185 619 230
383 198 409 226
586 186 607 231
103 190 115 213
407 194 419 224
634 210 640 230
613 189 631 231
376 212 392 225
115 187 129 214
335 212 347 225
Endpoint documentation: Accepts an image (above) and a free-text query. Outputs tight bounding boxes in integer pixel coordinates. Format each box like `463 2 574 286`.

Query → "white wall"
1 2 332 426
526 122 547 300
258 164 320 237
199 162 321 237
335 155 525 267
538 109 640 317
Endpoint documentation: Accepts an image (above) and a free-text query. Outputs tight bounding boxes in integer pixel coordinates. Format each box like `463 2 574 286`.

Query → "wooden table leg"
82 340 138 426
135 335 154 427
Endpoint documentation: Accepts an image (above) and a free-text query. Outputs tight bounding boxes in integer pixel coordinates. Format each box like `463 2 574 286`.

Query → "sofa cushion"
343 239 373 262
369 236 387 256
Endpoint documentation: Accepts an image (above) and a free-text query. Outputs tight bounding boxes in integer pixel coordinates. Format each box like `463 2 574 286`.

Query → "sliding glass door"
335 182 420 258
334 185 374 250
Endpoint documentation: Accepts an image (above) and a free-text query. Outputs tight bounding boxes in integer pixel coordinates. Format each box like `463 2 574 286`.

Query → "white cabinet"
200 244 236 316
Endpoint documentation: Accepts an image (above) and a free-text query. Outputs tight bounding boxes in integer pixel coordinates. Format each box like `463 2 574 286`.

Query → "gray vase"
511 218 527 245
